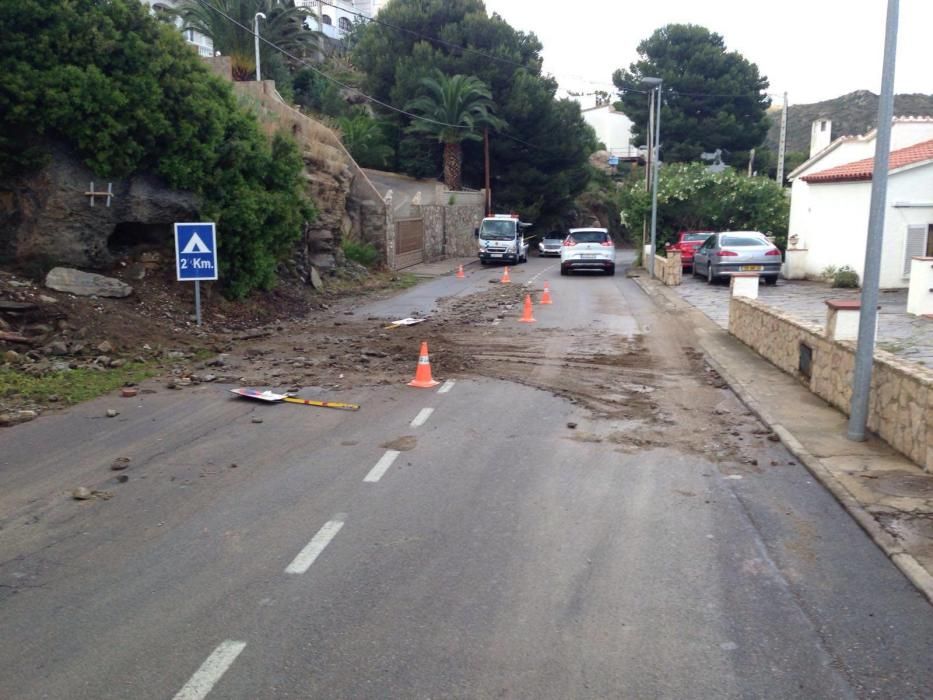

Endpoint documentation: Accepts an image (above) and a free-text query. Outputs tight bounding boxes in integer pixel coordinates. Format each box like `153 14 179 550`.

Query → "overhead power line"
193 0 470 130
192 0 558 152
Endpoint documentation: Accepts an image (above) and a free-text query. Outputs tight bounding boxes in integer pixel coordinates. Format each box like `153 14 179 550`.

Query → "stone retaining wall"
416 202 484 261
729 296 933 472
654 252 682 286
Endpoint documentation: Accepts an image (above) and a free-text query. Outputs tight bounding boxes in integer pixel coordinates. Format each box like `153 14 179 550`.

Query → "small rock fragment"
106 409 119 418
110 457 131 471
567 422 578 429
73 487 92 500
251 417 263 424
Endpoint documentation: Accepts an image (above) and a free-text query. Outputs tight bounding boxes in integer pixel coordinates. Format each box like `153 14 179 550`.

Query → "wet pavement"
675 274 933 366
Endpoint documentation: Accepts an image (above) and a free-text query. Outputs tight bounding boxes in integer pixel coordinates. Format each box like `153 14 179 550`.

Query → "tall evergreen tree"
613 24 771 164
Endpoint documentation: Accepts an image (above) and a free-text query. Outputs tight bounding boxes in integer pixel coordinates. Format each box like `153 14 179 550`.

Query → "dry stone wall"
654 252 683 286
729 297 933 471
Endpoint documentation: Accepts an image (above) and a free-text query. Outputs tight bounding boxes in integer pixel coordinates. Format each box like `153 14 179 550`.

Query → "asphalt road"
0 253 930 699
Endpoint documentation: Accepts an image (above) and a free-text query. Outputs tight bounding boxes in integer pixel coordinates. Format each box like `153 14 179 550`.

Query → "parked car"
538 231 564 257
692 231 782 285
665 230 714 269
560 228 615 276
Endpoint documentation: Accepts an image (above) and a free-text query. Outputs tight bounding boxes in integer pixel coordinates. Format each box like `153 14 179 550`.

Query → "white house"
141 0 214 56
786 117 933 289
581 105 639 160
298 0 381 39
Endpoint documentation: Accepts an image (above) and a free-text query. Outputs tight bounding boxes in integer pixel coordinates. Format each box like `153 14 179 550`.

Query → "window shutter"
904 225 927 276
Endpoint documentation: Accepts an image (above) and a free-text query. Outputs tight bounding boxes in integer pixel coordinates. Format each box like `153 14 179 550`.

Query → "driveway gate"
394 218 424 269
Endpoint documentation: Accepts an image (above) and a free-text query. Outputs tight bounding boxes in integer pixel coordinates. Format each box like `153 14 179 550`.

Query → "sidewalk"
403 256 478 278
633 274 933 604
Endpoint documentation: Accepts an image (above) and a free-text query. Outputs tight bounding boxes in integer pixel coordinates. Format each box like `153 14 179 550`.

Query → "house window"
322 13 332 24
903 224 932 276
338 16 352 32
820 120 827 132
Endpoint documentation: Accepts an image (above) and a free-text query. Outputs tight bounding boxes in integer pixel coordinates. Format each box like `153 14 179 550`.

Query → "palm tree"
337 114 393 169
405 71 505 191
172 0 319 80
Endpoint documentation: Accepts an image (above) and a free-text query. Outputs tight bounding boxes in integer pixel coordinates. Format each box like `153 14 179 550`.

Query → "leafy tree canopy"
0 0 313 298
618 163 789 249
613 24 771 164
351 0 595 225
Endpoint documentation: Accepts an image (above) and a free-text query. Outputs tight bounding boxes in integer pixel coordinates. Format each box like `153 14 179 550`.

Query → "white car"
560 228 615 276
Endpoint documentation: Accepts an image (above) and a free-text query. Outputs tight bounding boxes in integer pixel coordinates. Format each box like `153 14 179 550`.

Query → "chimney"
810 118 832 157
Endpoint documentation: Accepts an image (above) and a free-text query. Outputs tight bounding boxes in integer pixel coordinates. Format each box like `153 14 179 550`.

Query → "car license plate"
740 265 762 271
582 254 598 259
490 253 502 258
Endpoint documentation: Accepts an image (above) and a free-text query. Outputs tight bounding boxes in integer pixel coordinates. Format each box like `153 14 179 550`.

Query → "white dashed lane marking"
173 640 247 700
438 380 456 394
410 408 434 427
364 450 401 483
284 516 346 574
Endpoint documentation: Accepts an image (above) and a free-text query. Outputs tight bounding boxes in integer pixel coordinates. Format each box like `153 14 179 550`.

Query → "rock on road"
0 253 930 699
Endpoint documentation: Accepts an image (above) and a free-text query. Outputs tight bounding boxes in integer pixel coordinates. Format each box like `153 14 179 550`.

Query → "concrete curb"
632 273 933 605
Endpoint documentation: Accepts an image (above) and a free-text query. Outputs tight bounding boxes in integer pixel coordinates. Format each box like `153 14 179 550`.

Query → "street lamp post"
642 77 662 277
254 12 266 81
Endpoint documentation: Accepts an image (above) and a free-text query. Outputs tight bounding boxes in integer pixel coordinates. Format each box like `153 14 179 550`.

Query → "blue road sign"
174 222 218 281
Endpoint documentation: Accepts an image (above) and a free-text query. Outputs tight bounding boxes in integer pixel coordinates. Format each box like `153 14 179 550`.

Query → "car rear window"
683 233 712 242
544 233 564 240
570 231 609 243
721 235 767 247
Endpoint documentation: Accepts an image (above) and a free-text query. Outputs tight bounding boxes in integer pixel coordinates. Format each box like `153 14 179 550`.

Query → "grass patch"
342 240 381 268
390 273 419 289
0 362 157 406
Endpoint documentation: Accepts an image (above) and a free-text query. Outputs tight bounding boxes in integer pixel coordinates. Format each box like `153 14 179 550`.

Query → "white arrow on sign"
181 233 212 255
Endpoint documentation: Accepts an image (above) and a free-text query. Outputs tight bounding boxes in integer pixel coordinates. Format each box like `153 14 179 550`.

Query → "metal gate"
394 218 424 269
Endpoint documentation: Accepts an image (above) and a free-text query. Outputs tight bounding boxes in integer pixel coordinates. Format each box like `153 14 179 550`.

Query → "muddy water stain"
381 436 418 451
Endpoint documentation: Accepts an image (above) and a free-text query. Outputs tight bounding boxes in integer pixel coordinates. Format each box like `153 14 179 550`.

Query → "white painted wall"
790 163 933 288
582 106 635 156
797 180 872 282
143 0 213 56
882 165 933 288
810 119 832 157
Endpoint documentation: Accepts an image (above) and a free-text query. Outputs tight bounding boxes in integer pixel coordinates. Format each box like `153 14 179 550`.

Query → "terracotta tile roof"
802 139 933 183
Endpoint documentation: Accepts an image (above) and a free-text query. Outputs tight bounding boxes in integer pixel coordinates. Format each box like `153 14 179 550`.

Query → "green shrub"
832 266 860 288
0 0 313 298
342 240 380 268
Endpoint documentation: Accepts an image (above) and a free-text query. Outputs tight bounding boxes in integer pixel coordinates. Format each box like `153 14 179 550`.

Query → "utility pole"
484 127 492 215
747 148 756 177
847 0 899 442
776 92 788 184
642 77 663 277
254 12 266 81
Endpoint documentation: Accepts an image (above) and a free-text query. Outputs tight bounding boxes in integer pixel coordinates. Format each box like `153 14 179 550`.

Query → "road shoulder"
631 272 933 605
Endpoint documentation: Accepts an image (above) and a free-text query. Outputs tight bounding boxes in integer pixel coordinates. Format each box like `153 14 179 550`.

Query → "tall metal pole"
648 83 662 277
847 0 899 441
776 92 788 184
254 12 266 81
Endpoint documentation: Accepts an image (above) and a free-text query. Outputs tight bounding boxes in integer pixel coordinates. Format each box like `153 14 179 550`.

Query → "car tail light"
765 248 781 256
563 238 576 246
600 240 613 247
715 250 738 257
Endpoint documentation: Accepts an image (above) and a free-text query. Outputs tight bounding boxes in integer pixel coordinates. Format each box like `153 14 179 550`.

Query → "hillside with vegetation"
765 90 933 153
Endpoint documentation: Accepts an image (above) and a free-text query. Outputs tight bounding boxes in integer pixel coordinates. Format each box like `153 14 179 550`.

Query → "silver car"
538 231 564 257
692 231 782 285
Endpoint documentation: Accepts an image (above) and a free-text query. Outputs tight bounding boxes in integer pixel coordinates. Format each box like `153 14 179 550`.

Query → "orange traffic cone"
518 294 536 323
456 264 465 279
540 282 553 305
408 341 440 388
500 266 511 283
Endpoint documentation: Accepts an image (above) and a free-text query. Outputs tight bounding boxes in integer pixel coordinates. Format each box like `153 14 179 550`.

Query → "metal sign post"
174 222 218 327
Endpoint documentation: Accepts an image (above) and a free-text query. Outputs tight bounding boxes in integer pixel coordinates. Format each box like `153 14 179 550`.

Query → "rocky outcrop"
233 81 388 280
0 143 199 270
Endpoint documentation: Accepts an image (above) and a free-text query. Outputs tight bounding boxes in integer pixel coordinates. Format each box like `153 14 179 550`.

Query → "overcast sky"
483 0 933 107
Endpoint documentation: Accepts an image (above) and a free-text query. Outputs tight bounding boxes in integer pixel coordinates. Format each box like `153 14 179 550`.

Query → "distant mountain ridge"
765 90 933 154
